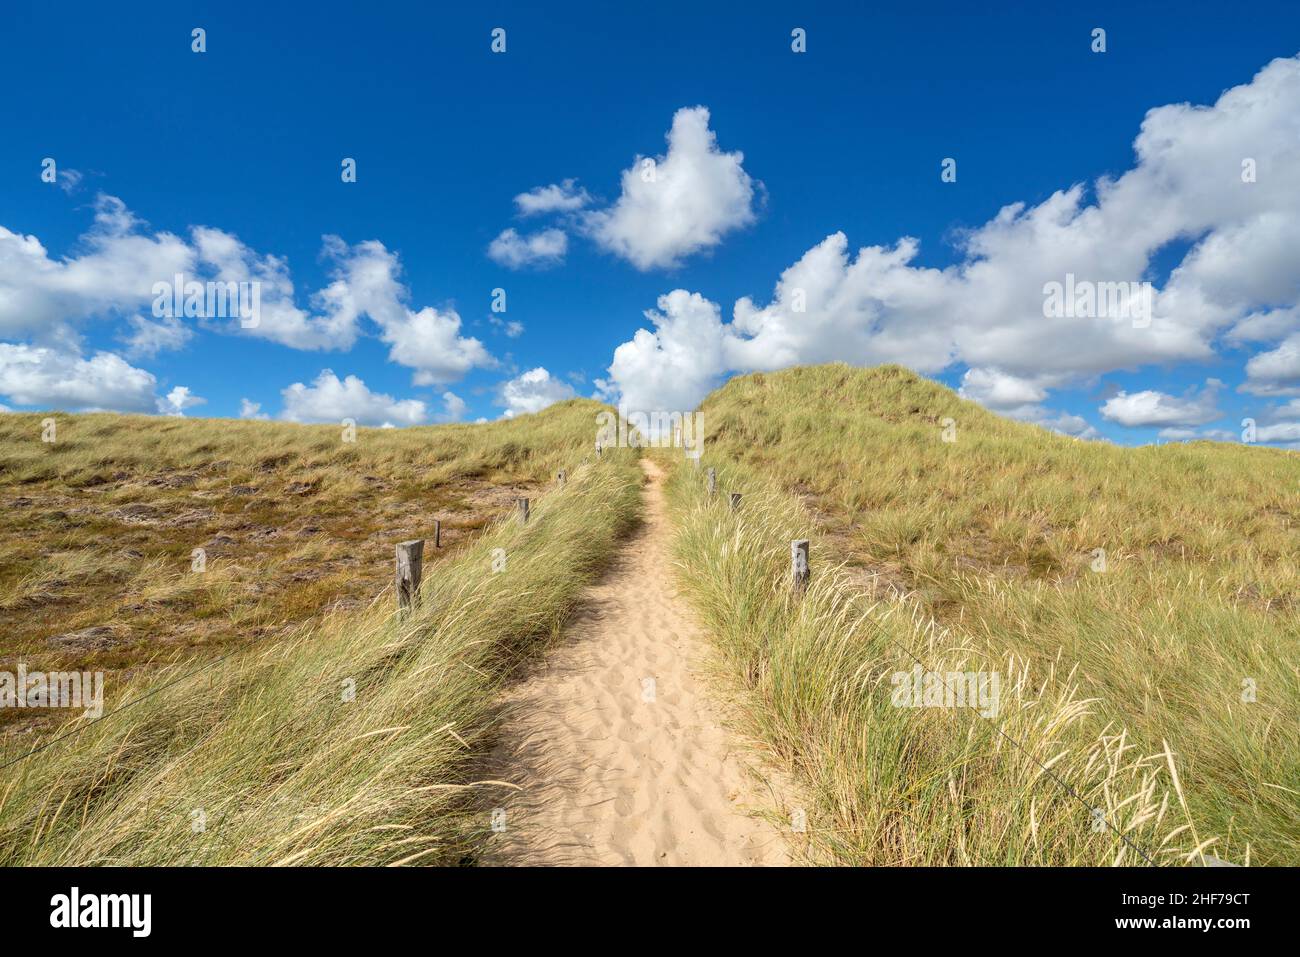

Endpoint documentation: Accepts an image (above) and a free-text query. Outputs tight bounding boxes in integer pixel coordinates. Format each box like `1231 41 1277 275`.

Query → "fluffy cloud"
598 291 729 414
958 368 1051 410
0 194 193 348
1255 422 1300 443
487 228 567 269
157 385 205 417
239 398 269 420
188 226 358 351
1266 397 1300 420
1247 398 1300 444
1019 408 1100 440
514 180 591 216
0 338 206 416
599 57 1300 433
0 196 495 388
1242 335 1300 395
957 368 1096 438
497 367 576 418
584 106 757 270
1099 381 1223 428
313 237 493 385
437 391 467 422
384 305 493 386
1158 426 1236 442
280 370 426 426
120 313 192 358
0 343 159 412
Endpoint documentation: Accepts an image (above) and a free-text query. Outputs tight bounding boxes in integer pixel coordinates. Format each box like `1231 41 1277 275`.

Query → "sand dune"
486 459 790 866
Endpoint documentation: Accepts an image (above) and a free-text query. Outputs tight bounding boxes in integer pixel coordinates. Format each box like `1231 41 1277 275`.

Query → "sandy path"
485 459 790 866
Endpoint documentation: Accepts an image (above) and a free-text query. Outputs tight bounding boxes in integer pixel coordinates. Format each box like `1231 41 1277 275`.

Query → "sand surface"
485 459 790 866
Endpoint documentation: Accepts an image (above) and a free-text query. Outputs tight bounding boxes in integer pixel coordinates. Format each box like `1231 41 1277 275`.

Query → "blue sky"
2 1 1299 445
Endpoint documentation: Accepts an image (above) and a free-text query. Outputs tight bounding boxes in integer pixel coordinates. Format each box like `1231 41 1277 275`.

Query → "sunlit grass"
0 403 643 865
663 363 1298 865
0 400 614 681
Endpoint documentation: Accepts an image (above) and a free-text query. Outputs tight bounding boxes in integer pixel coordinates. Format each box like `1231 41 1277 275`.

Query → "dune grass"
664 363 1298 866
0 400 614 725
0 403 642 865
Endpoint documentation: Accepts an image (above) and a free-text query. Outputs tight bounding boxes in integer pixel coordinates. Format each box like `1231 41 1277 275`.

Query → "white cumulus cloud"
497 367 576 418
514 179 591 216
487 228 568 269
280 370 427 426
0 196 495 390
957 368 1096 437
313 237 493 385
157 385 205 417
584 106 758 270
597 290 729 415
120 313 192 358
1099 381 1223 428
438 391 467 422
958 368 1052 410
598 57 1300 438
1242 335 1300 395
0 194 193 349
0 343 159 412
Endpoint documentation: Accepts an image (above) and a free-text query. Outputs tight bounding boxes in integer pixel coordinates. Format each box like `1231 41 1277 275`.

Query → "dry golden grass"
664 363 1299 866
0 401 644 865
0 402 607 733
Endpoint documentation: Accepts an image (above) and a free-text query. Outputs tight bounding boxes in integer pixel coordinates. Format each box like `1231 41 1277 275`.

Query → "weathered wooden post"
433 519 441 548
790 539 810 594
517 497 530 525
556 469 566 487
707 468 716 496
395 540 424 615
729 492 741 511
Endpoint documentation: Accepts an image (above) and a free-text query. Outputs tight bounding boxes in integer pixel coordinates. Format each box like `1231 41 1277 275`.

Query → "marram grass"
0 398 624 678
0 410 642 866
662 363 1298 866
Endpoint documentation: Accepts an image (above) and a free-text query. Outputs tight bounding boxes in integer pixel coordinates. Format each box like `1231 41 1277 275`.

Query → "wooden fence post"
729 492 741 511
396 540 424 615
790 539 810 594
433 519 441 548
707 468 716 496
557 469 566 487
517 497 530 525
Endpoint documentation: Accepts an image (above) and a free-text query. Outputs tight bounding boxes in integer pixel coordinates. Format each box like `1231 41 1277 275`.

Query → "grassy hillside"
666 363 1298 865
0 402 644 865
0 401 610 732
